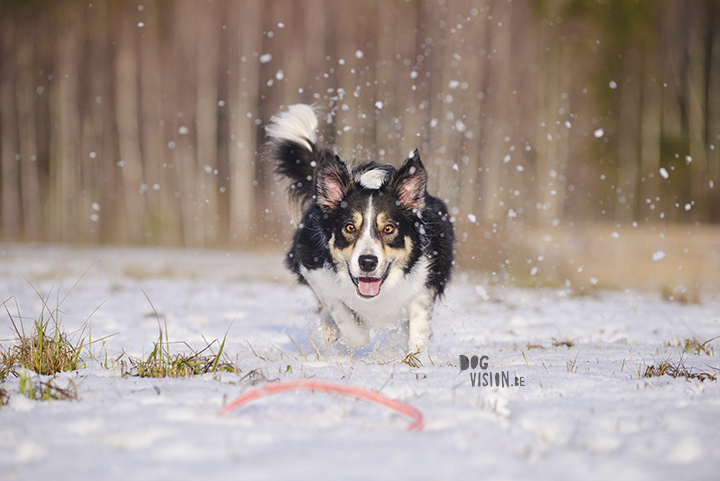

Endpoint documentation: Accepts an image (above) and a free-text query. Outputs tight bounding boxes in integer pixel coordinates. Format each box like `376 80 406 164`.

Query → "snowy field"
1 243 719 480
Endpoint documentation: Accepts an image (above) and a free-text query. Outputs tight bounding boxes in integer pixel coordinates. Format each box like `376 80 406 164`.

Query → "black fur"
421 195 454 297
264 139 320 210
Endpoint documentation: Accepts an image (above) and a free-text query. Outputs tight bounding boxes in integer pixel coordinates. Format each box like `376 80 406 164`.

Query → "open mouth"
356 277 383 298
348 263 391 299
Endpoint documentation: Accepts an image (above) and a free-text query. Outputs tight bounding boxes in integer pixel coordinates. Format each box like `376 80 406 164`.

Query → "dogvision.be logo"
459 355 525 388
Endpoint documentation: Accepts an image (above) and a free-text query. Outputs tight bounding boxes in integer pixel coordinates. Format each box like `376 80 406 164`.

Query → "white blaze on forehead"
356 198 377 250
351 197 385 275
357 168 389 189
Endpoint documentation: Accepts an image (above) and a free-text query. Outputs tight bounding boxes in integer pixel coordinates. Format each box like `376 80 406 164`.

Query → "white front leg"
323 298 370 350
319 306 340 343
407 290 434 353
300 266 371 350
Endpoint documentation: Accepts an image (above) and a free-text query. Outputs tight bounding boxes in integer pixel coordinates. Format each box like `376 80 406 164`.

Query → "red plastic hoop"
218 378 424 431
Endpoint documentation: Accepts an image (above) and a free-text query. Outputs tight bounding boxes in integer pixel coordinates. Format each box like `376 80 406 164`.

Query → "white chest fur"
301 256 430 329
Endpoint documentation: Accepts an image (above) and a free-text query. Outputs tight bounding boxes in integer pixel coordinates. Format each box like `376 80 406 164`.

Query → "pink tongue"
358 278 382 297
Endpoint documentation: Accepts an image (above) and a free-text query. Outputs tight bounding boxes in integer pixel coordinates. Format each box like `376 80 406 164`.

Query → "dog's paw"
407 336 429 354
341 329 370 350
321 318 340 344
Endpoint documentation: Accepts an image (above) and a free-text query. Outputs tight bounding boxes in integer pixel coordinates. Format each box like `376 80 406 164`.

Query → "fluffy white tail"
265 104 319 151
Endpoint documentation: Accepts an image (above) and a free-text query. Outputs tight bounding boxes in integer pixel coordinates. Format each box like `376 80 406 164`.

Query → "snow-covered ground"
1 244 718 480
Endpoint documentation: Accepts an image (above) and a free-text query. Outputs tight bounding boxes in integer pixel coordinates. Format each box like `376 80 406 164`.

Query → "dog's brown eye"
383 224 395 235
345 223 356 234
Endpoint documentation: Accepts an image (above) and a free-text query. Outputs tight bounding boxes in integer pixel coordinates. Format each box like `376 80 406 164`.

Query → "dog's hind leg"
407 289 434 353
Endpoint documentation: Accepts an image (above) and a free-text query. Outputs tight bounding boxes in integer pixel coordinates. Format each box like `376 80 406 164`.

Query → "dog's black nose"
358 255 378 273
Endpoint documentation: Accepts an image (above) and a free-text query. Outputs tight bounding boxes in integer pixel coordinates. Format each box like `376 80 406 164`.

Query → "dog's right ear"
315 151 352 210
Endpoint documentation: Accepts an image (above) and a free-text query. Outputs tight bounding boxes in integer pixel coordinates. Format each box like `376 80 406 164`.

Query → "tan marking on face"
384 235 413 270
330 211 364 263
376 213 397 242
376 212 414 269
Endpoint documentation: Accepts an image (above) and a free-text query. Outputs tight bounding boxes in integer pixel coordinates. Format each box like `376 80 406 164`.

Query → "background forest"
1 0 719 289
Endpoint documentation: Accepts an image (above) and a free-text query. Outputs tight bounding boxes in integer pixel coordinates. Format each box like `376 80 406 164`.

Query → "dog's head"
315 150 428 299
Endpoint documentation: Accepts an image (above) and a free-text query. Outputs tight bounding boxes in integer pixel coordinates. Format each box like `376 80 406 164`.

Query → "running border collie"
263 104 454 353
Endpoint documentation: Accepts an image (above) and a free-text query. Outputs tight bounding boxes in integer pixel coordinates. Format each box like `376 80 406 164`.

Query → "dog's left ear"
391 150 427 211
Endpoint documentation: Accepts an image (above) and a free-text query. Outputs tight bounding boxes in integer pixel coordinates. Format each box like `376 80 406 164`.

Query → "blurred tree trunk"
686 6 709 222
116 7 147 243
457 12 486 219
172 1 201 246
15 30 42 241
424 5 447 199
375 0 399 163
196 0 221 245
534 18 561 225
435 0 463 206
82 2 112 243
482 1 514 223
49 11 82 242
659 4 685 223
139 1 177 244
228 0 262 246
334 1 360 158
0 18 22 239
275 1 305 104
639 46 661 223
708 5 720 222
614 52 642 225
396 2 423 161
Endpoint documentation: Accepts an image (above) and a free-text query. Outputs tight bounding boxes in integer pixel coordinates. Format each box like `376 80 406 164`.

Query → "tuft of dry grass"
0 349 12 381
18 368 78 401
0 266 109 381
0 271 105 405
120 292 237 378
1 282 93 378
643 357 717 382
119 318 237 378
552 338 575 348
120 334 236 378
679 337 716 356
525 338 575 350
566 349 580 373
401 352 423 368
2 313 86 376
